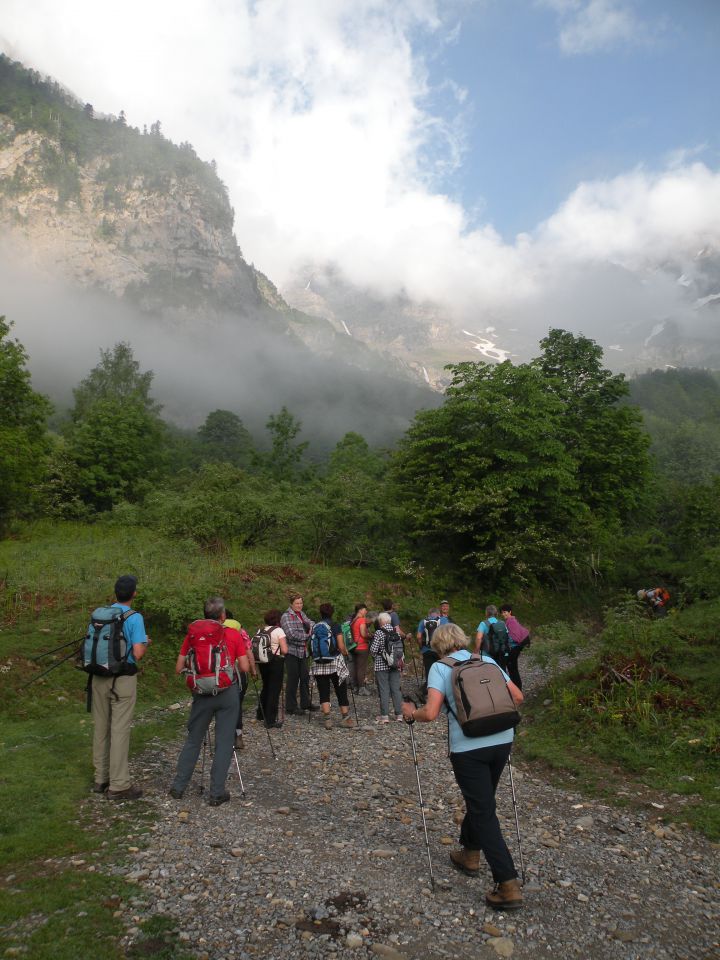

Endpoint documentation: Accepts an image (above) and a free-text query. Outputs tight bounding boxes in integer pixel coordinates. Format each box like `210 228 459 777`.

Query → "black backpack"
482 620 511 668
423 618 439 646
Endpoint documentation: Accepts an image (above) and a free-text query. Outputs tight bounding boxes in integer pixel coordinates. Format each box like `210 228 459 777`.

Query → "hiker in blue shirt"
416 600 452 693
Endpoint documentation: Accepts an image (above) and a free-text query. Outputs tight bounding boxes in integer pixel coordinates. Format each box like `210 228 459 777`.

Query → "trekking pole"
307 673 314 723
19 649 78 691
403 696 435 891
31 636 82 661
248 672 277 761
232 745 246 797
347 680 359 726
507 754 526 885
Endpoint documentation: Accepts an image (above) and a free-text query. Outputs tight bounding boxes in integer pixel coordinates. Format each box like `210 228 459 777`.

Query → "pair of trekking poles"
402 696 525 893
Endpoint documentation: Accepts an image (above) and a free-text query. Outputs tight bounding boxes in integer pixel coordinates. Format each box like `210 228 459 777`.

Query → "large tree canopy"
394 331 651 585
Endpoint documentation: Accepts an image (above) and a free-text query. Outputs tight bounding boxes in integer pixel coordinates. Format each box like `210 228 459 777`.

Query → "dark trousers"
171 683 239 798
422 650 439 685
349 649 369 689
507 638 530 690
258 658 284 725
450 742 517 883
285 653 310 711
236 671 248 730
315 672 349 707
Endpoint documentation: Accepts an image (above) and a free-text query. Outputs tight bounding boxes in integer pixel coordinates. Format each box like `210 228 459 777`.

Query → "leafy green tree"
534 329 650 521
0 317 52 530
260 406 308 480
65 343 166 510
394 360 585 583
197 409 254 466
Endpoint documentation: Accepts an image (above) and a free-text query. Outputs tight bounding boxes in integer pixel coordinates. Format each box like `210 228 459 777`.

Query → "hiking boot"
376 715 390 724
394 714 404 722
208 792 231 807
485 878 523 911
272 721 283 729
450 848 480 876
168 787 184 800
107 785 143 801
234 732 245 750
92 781 109 793
286 708 302 716
323 717 333 730
341 716 355 728
305 704 319 712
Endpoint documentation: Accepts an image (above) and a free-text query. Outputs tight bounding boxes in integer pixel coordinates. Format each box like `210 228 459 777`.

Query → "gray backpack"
440 654 519 737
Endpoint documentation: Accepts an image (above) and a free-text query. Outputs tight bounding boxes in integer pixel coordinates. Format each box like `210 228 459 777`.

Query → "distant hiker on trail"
475 604 511 670
281 594 317 715
254 610 287 729
637 587 670 618
224 611 255 749
349 603 371 696
370 611 405 723
500 604 531 691
383 598 401 633
416 601 453 693
169 597 249 806
86 574 150 800
309 603 354 729
401 623 524 911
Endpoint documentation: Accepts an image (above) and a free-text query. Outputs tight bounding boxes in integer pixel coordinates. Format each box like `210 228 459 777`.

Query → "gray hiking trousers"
376 669 402 717
171 683 239 798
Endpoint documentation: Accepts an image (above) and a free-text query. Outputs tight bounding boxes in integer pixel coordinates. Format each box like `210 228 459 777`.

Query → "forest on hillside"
3 313 720 599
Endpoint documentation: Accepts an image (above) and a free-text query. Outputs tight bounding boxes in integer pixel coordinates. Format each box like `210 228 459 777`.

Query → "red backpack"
185 620 235 695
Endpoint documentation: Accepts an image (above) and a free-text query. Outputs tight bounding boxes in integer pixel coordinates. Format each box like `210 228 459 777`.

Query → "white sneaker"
376 715 390 724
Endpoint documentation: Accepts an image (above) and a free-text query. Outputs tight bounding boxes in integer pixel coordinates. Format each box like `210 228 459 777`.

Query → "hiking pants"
236 671 249 731
258 658 284 725
285 653 311 712
375 669 402 717
422 650 439 683
349 649 369 690
91 674 137 791
316 672 349 708
506 638 530 690
450 742 517 883
171 683 239 798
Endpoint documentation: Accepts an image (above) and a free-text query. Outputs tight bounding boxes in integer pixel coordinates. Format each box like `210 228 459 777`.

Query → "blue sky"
423 0 720 239
2 0 720 333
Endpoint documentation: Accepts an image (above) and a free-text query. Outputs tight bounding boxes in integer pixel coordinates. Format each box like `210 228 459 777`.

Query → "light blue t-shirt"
417 615 451 654
476 616 498 636
428 649 514 754
111 602 147 666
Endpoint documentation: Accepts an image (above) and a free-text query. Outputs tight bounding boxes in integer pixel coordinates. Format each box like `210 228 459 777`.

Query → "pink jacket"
505 615 530 647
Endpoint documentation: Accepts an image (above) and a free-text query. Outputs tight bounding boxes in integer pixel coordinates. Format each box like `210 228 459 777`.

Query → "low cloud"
538 0 663 55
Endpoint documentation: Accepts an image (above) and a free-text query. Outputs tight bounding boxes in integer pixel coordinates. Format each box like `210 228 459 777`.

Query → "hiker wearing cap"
309 603 354 729
281 594 317 715
91 575 150 800
416 601 452 693
169 597 249 806
401 623 524 911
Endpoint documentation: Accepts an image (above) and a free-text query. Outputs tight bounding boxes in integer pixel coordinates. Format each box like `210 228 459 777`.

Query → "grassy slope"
516 600 720 838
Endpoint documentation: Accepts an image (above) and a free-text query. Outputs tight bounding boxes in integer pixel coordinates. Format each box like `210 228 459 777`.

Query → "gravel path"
106 659 719 960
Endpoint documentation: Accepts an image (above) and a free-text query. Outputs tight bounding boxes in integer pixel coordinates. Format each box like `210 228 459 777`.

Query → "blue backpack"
310 621 338 662
80 606 138 677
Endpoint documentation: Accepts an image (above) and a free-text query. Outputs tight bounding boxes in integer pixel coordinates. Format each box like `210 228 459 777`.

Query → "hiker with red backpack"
401 622 524 911
637 587 670 618
169 597 250 806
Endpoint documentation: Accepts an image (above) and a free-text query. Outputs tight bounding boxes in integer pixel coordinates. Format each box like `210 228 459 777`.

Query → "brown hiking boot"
485 878 523 911
449 848 480 875
107 785 143 801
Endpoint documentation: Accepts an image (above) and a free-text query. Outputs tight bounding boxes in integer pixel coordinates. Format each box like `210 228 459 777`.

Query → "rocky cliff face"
0 118 261 315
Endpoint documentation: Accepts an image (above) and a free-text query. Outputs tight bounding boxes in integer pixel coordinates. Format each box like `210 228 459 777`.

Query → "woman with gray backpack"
369 611 405 723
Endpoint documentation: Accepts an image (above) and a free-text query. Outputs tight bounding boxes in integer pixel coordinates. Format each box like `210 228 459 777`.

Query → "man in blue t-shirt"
416 601 452 691
91 575 150 800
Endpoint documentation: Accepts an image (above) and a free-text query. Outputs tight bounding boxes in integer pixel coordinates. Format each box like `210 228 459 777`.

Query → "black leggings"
258 658 284 725
315 673 349 707
506 638 530 690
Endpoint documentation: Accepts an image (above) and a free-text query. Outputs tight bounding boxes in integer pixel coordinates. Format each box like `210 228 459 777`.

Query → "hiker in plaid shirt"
370 611 404 723
281 594 316 715
310 603 355 729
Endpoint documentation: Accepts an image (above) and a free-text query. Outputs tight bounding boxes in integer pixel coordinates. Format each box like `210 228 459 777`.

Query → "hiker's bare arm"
474 631 483 653
175 654 187 674
246 648 257 678
238 654 250 674
133 638 150 661
337 632 348 657
507 681 523 707
278 632 289 656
